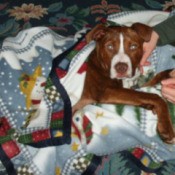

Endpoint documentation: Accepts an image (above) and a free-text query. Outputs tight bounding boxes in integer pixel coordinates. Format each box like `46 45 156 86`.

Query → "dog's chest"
121 68 140 88
121 68 155 89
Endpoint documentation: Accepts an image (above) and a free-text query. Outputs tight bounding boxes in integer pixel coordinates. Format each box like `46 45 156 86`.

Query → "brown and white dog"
73 23 175 143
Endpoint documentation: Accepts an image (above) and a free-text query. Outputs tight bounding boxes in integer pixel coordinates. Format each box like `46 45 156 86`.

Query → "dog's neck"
122 68 141 89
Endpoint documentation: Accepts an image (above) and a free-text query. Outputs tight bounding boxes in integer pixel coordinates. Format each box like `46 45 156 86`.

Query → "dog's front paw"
157 122 175 144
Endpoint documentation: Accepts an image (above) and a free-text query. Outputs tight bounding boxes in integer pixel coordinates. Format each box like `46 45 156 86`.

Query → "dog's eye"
130 44 137 50
106 44 113 50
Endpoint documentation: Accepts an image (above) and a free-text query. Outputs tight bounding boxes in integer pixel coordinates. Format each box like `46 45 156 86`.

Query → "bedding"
1 1 175 175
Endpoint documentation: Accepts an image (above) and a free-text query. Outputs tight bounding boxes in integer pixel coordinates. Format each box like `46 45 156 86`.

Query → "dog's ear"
86 24 107 43
131 23 153 42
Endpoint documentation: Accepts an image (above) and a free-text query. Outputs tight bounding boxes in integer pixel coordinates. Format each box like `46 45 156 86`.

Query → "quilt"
1 10 175 175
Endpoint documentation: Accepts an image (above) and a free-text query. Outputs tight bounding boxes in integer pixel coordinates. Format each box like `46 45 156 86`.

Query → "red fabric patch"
31 99 41 105
0 126 6 136
85 130 93 140
78 63 87 74
83 115 93 144
51 110 64 120
0 117 11 136
132 147 144 159
72 120 81 141
32 129 50 142
83 115 90 129
2 141 20 158
56 68 67 79
74 41 87 51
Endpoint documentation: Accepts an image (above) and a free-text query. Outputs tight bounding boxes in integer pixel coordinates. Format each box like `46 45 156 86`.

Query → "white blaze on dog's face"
110 33 132 79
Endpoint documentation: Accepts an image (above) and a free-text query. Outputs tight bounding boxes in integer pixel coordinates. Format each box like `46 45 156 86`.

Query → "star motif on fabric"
55 131 63 137
96 111 104 118
71 142 79 151
71 132 78 138
55 167 61 175
100 126 109 135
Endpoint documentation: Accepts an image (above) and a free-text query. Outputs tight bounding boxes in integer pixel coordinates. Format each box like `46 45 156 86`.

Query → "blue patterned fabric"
1 2 175 175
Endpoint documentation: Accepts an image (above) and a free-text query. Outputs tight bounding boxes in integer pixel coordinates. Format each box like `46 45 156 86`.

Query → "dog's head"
86 23 152 79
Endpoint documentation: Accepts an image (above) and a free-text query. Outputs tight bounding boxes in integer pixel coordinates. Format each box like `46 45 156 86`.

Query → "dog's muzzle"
115 62 128 74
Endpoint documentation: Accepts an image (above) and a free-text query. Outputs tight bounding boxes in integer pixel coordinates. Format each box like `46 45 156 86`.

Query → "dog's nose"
115 62 128 74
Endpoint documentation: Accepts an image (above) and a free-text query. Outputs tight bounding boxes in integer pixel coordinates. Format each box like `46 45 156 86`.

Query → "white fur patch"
122 68 140 88
110 33 132 79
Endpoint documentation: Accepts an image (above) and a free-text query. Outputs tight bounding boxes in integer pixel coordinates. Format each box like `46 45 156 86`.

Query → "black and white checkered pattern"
16 144 41 175
45 85 60 102
140 109 147 133
62 149 88 175
150 49 158 72
72 156 90 172
17 165 33 175
108 11 133 21
138 144 163 162
17 162 41 175
1 29 51 54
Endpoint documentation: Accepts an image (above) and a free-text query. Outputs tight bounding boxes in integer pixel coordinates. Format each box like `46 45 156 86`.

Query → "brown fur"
73 23 175 143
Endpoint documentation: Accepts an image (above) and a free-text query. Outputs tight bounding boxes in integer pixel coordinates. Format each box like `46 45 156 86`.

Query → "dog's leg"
98 88 175 143
143 69 173 87
72 98 95 114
